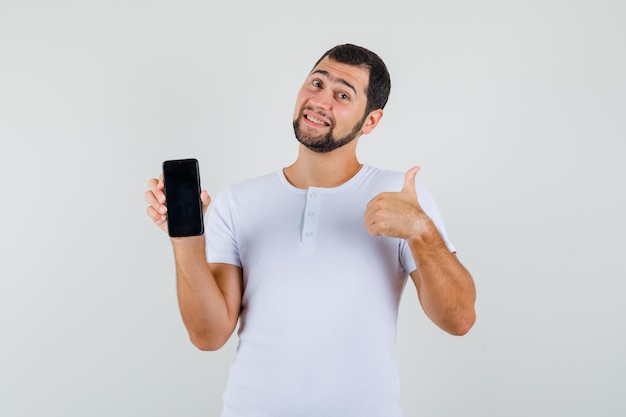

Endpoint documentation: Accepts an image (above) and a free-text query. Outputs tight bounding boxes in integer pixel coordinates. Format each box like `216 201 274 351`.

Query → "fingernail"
159 206 166 214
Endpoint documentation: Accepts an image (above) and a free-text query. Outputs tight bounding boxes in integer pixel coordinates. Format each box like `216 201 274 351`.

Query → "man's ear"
361 109 384 135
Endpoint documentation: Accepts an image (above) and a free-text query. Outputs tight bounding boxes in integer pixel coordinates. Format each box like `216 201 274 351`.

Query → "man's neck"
283 145 363 189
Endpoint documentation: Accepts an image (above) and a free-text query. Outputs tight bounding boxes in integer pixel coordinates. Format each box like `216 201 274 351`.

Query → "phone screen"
162 158 204 237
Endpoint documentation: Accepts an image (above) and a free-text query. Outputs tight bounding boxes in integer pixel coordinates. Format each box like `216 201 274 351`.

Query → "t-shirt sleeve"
205 188 242 267
400 179 456 274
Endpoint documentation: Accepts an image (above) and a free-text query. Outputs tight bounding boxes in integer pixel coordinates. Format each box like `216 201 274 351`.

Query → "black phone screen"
162 159 204 237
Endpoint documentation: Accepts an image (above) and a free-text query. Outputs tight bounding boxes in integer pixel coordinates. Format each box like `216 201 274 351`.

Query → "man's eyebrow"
311 69 358 96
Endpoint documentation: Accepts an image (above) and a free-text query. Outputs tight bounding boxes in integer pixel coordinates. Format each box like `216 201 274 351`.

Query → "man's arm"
364 166 476 335
172 236 243 350
407 227 475 335
145 177 243 350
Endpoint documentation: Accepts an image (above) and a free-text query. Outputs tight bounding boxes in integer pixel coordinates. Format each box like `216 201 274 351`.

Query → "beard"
293 108 366 153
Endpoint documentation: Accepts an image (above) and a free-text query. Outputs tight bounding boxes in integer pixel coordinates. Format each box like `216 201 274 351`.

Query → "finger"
401 166 421 195
365 221 382 237
144 189 167 215
363 205 381 235
143 188 158 206
146 205 167 224
365 193 385 211
363 196 379 220
148 176 166 204
200 191 212 215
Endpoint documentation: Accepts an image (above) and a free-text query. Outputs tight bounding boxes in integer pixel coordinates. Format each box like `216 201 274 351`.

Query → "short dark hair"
313 44 391 115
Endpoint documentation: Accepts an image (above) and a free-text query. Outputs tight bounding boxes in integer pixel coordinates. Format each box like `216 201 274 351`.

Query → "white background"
1 1 624 416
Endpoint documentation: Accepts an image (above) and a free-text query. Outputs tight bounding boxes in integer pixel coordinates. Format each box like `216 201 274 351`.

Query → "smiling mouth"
304 112 331 127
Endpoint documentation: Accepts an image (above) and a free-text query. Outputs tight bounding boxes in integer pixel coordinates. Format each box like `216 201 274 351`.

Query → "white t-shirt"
205 165 455 417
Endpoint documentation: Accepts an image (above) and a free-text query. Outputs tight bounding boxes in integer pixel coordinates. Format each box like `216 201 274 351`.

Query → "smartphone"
162 158 204 238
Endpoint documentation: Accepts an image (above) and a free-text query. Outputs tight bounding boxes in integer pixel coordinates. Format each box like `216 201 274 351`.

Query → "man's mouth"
304 112 331 127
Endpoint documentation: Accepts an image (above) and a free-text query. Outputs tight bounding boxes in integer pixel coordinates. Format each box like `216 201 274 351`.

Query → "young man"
145 44 476 417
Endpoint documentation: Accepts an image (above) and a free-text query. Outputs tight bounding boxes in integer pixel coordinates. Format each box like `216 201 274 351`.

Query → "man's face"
293 57 371 153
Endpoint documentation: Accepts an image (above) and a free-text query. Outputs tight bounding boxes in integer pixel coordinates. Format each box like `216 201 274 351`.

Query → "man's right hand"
144 176 211 234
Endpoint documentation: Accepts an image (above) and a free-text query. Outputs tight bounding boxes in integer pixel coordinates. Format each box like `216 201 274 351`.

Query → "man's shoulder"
361 164 431 194
361 165 405 187
230 170 279 190
215 171 282 202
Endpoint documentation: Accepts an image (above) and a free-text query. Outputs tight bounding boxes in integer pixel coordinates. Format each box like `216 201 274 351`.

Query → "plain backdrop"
1 1 624 416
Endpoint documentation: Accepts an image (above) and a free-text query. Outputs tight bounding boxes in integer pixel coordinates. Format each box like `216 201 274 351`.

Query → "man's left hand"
364 166 431 240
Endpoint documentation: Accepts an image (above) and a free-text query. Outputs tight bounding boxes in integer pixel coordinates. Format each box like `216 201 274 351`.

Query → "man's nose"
308 90 333 110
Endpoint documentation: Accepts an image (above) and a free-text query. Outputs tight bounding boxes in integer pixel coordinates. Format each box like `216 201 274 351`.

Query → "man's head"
293 44 391 153
313 44 391 116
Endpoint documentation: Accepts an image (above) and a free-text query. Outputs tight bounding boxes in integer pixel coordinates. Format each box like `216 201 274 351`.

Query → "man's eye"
338 92 349 100
312 80 322 88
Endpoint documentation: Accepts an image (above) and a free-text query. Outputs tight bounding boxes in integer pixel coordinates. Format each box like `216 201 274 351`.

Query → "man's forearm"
408 222 476 336
171 235 235 350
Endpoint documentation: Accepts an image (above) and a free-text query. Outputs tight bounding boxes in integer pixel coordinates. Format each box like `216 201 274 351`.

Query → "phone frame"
162 158 204 238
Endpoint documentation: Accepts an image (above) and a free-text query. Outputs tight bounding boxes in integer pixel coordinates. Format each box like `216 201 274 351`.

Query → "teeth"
306 114 328 126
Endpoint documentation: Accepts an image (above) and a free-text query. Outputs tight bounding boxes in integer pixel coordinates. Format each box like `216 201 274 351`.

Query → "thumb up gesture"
364 166 428 240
